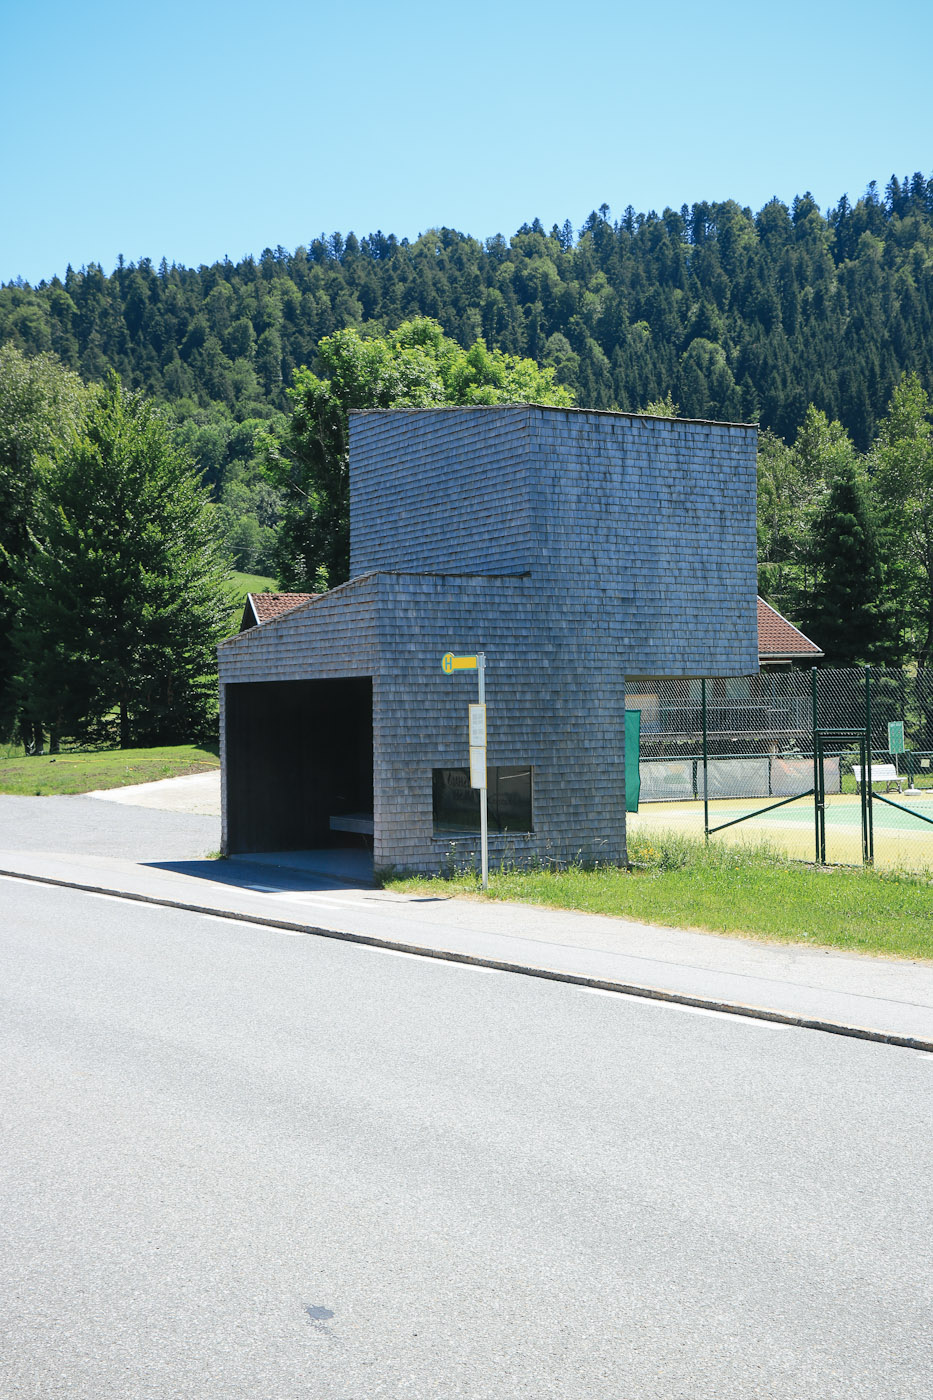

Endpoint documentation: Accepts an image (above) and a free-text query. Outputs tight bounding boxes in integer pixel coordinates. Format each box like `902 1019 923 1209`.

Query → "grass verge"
386 828 933 962
0 744 219 797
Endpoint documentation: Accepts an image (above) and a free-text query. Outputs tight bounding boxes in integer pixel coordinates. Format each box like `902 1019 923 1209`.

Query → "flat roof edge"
349 403 759 430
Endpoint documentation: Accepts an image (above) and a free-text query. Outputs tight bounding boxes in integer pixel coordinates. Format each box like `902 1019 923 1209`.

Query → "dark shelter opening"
224 677 373 853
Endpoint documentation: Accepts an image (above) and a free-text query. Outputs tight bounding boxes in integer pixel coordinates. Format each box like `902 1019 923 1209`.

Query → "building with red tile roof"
757 597 823 667
240 593 314 631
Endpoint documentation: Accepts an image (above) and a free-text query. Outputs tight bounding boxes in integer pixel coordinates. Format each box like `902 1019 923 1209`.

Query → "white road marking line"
364 945 504 972
0 872 380 915
206 915 305 935
4 876 923 1048
365 946 433 961
579 985 787 1026
53 888 165 912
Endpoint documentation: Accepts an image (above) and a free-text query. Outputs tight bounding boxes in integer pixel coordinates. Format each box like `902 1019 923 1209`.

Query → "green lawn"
387 827 933 962
228 570 277 603
0 744 219 796
223 572 279 636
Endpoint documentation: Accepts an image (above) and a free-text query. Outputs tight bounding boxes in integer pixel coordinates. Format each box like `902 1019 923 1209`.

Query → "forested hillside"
3 172 933 709
3 177 933 455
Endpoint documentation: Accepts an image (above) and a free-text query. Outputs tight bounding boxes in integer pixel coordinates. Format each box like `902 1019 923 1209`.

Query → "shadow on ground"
146 849 375 894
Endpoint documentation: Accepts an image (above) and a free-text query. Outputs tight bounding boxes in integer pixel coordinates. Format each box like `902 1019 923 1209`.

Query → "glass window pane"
432 766 533 834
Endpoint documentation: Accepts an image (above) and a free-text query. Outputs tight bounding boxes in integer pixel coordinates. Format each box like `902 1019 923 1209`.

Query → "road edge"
3 864 931 1055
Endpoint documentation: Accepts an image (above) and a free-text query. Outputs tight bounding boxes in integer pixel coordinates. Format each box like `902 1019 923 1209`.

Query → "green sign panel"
888 720 905 755
625 709 641 813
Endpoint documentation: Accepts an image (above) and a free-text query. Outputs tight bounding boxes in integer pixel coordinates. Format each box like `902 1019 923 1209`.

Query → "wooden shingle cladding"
238 593 816 672
219 406 760 872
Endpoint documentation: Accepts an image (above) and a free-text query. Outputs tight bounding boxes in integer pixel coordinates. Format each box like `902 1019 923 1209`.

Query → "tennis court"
628 666 933 871
629 790 933 871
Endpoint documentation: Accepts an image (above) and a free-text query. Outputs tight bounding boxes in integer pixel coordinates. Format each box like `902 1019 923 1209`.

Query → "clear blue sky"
3 0 931 285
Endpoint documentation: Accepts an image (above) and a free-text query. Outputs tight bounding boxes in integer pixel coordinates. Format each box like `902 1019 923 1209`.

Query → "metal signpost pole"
477 653 488 890
442 650 488 892
865 666 874 865
701 679 710 842
811 668 820 865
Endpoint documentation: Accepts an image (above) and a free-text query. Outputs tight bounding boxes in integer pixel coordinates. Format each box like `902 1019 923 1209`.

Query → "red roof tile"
241 592 314 630
757 597 823 659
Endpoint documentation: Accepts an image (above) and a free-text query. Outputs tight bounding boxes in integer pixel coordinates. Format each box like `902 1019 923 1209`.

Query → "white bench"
851 764 904 794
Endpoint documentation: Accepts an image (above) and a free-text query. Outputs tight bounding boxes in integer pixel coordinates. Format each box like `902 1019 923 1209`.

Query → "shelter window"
432 765 533 834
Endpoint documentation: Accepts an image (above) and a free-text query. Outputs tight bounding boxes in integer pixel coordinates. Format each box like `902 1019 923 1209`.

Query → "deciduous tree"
265 318 574 590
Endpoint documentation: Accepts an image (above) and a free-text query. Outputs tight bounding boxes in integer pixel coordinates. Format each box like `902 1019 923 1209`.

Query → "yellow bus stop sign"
441 652 478 673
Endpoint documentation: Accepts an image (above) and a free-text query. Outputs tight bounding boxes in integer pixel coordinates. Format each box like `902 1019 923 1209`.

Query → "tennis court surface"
629 791 933 871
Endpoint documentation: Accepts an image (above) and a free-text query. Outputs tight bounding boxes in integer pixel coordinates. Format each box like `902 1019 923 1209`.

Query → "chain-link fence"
627 668 933 871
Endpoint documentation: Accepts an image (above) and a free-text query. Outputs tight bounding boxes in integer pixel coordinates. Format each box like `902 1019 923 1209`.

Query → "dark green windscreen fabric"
625 709 641 813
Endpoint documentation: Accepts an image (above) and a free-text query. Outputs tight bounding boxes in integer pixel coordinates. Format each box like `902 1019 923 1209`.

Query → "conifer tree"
10 375 232 748
872 373 933 665
0 345 90 742
799 462 892 665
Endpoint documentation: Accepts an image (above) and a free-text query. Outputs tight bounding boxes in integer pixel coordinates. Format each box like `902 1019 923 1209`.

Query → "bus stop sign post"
441 651 488 890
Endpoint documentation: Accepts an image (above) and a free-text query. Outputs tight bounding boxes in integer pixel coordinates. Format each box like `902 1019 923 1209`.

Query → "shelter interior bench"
329 813 374 848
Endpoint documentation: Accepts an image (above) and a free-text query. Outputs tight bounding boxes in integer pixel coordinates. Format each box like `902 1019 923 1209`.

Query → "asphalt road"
2 876 932 1399
0 793 219 861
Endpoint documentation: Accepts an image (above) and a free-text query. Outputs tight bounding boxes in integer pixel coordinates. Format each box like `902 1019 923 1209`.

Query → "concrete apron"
234 848 375 886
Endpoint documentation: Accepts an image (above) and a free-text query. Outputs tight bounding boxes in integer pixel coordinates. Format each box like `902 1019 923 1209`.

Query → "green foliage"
3 177 933 654
0 345 92 731
640 390 679 416
756 428 802 604
872 373 933 664
757 408 883 647
799 462 891 665
3 176 932 458
267 318 574 590
9 375 233 748
227 569 277 601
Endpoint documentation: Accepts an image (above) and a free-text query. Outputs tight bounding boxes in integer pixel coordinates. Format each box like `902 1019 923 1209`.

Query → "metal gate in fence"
629 666 933 871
